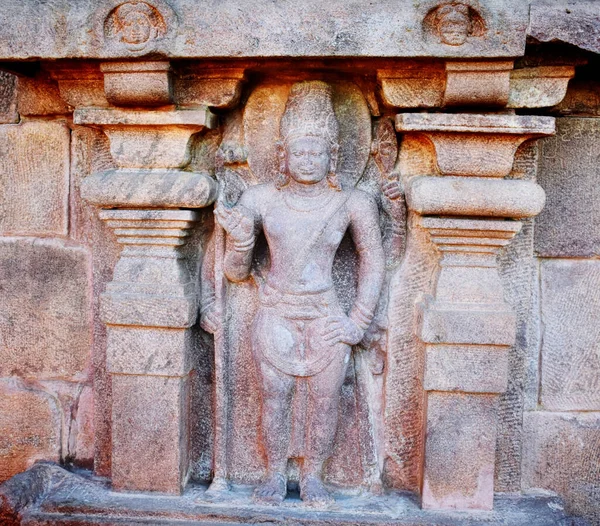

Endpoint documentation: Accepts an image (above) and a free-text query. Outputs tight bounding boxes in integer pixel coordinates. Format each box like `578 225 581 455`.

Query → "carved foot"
253 472 287 505
300 475 334 507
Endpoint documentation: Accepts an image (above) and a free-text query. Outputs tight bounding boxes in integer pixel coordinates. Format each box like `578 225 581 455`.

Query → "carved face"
120 11 153 45
286 136 331 185
438 14 470 46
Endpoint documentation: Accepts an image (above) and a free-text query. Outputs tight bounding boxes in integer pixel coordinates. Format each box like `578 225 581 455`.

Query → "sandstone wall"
0 72 95 481
521 79 600 525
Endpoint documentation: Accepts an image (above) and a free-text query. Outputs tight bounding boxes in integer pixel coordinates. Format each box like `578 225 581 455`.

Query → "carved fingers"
200 307 221 334
321 315 363 346
381 180 403 200
214 203 254 243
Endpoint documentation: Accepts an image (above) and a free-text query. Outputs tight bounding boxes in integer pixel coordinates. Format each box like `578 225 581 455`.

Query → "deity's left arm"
348 191 386 334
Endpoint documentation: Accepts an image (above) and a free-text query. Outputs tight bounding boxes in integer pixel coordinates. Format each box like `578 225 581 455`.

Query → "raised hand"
321 315 363 346
214 203 255 243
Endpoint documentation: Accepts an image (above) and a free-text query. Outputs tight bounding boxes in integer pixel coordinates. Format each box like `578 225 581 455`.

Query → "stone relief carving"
200 81 406 505
104 2 167 51
423 3 486 46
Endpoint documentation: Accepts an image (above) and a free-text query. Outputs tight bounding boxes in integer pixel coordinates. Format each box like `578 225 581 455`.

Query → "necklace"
282 189 336 212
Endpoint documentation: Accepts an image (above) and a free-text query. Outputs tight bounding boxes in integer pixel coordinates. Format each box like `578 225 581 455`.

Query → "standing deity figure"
211 81 385 505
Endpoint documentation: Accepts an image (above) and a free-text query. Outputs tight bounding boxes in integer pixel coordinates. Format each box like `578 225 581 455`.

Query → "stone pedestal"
398 112 554 510
419 217 519 510
100 209 199 493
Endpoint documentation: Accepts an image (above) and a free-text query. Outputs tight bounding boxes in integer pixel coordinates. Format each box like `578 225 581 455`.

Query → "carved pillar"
396 113 554 510
74 61 218 494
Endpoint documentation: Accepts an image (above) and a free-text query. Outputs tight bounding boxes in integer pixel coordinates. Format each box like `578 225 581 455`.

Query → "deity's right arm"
220 190 260 283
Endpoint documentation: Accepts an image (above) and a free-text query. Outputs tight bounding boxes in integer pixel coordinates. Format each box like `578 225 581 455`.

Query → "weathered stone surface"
71 386 94 467
0 237 91 379
101 61 172 106
0 1 528 60
508 66 575 109
535 117 600 257
396 113 555 178
106 326 192 376
495 141 541 491
443 61 512 107
81 169 217 208
74 107 216 169
422 393 498 510
16 75 71 116
0 463 575 526
406 176 545 218
0 462 72 526
529 1 600 55
69 125 119 478
552 79 600 116
522 411 600 525
0 71 18 123
540 259 600 411
111 375 189 494
378 63 574 110
0 379 61 483
424 345 508 393
0 121 70 236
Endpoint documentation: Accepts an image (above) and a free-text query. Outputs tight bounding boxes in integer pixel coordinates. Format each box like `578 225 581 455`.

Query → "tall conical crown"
279 81 339 147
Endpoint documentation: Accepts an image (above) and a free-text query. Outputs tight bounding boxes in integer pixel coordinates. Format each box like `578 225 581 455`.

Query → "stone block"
540 259 600 411
0 71 18 123
406 176 545 218
80 169 217 208
106 326 192 376
421 307 517 346
424 345 509 393
101 61 172 106
0 1 529 60
111 375 189 494
422 392 498 510
175 68 246 109
0 237 91 380
0 121 70 236
535 118 600 257
508 66 575 109
16 75 70 116
522 411 600 525
552 79 600 116
443 61 512 107
396 113 555 178
0 379 61 483
529 2 600 55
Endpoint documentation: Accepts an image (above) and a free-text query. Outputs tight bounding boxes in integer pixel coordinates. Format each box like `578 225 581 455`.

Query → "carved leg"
253 360 294 505
301 349 349 505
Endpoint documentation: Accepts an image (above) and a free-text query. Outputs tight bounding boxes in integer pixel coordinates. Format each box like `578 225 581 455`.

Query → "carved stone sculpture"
203 81 386 505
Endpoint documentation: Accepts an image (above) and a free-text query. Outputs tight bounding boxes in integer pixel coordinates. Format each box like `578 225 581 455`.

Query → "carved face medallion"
438 13 470 46
120 10 153 46
423 3 486 47
105 2 167 51
286 136 331 185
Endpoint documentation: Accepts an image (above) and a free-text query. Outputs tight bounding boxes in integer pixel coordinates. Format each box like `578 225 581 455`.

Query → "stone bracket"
379 63 574 109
